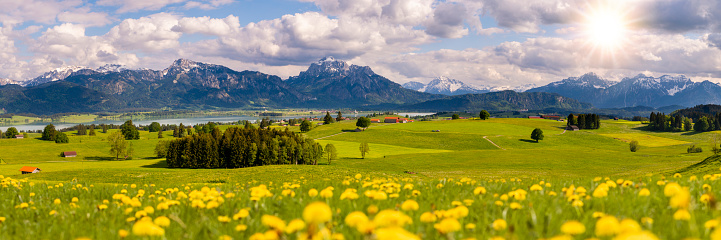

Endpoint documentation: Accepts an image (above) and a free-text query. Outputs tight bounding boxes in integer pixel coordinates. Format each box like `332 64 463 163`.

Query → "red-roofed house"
371 119 380 123
63 151 77 157
384 117 399 123
542 115 561 120
19 166 41 174
15 135 23 139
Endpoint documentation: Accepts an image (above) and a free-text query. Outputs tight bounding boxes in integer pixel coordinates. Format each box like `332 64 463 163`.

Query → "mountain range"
402 76 536 95
0 58 584 114
527 73 721 108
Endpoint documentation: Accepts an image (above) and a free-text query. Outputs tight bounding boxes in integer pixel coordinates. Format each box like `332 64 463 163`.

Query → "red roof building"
19 166 41 174
63 151 77 157
370 119 380 123
528 116 542 119
384 117 399 123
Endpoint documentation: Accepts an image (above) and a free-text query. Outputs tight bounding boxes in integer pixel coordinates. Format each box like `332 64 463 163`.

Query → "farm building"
528 116 542 119
371 119 380 123
566 125 580 131
19 166 41 174
14 135 23 139
63 151 77 157
384 117 399 123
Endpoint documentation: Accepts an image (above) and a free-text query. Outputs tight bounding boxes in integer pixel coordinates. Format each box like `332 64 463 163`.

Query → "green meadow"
0 117 714 183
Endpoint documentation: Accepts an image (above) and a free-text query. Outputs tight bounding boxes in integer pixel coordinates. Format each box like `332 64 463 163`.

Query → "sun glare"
587 11 626 48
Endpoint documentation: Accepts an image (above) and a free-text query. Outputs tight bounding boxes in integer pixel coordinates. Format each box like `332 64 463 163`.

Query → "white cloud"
105 13 182 52
183 0 235 10
172 15 241 36
97 0 186 13
0 0 83 25
57 8 114 27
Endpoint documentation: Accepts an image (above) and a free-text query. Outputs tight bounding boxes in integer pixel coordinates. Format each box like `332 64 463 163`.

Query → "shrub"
629 140 639 152
687 145 703 153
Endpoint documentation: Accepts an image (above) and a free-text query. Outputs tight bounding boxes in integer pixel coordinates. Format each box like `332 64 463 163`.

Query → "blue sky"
1 0 721 87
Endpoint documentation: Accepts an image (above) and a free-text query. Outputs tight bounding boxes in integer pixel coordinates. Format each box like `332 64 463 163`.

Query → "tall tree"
55 132 69 143
300 120 312 132
149 122 161 132
567 114 576 127
323 112 335 124
41 124 57 141
451 114 460 120
158 130 163 138
4 127 19 138
178 123 186 137
89 126 96 136
531 128 544 142
479 110 490 120
336 111 344 122
120 120 140 140
107 132 129 160
359 142 370 159
102 124 108 133
356 117 371 129
695 116 710 132
173 126 179 137
325 144 337 165
76 124 87 135
577 114 586 129
684 118 692 131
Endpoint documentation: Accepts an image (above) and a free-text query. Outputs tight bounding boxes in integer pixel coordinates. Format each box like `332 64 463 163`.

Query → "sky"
1 0 721 88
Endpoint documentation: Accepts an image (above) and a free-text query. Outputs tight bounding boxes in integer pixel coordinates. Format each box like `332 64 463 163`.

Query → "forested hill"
672 104 721 120
400 91 593 111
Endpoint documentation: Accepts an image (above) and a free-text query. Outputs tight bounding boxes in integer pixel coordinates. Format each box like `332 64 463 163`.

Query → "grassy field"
0 117 714 182
2 117 721 239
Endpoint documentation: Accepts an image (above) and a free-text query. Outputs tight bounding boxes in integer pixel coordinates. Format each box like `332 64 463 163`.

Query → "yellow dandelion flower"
308 188 318 197
641 217 653 225
473 187 487 195
619 219 641 234
560 221 585 235
401 200 419 211
285 219 306 234
510 202 522 209
592 212 606 218
374 210 413 228
261 215 286 231
664 183 682 197
249 233 265 240
465 223 476 230
218 235 232 240
154 216 171 227
235 224 248 232
367 205 379 215
492 219 507 231
54 199 61 204
345 211 369 227
638 188 650 197
303 201 332 224
434 218 461 234
375 226 420 240
706 219 720 229
218 216 231 223
233 209 250 220
673 209 691 221
132 220 165 237
613 230 659 240
420 212 437 223
595 216 620 236
118 229 129 238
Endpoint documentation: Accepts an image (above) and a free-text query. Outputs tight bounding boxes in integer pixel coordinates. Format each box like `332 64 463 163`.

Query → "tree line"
566 113 601 129
165 126 325 169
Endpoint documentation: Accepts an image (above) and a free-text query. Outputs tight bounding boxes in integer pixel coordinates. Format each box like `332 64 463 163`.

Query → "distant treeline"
166 127 323 169
567 113 601 129
672 104 721 121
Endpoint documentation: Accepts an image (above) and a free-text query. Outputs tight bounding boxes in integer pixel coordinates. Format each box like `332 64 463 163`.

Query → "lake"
0 112 436 132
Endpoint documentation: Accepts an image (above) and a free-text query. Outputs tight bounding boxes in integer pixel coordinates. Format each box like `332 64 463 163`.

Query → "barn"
19 166 41 174
63 151 77 157
384 117 399 123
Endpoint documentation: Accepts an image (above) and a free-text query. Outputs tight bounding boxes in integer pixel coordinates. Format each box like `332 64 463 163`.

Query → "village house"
384 117 399 123
14 135 23 139
63 151 77 157
19 166 41 174
542 115 561 120
370 119 380 123
566 125 580 131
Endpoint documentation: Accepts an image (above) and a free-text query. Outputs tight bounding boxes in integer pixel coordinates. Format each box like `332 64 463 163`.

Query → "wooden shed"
14 135 23 139
19 166 41 174
63 151 77 157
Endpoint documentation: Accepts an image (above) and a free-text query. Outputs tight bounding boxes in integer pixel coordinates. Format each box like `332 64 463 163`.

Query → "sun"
581 4 632 53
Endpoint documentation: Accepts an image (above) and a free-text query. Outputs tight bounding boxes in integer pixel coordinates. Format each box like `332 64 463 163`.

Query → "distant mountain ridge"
0 58 445 114
527 73 721 108
403 77 536 95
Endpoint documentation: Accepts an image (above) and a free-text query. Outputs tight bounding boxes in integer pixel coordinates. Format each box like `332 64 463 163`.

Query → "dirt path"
483 136 506 150
315 132 347 140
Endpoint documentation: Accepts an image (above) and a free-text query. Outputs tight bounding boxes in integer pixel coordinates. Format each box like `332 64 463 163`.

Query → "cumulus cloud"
172 15 240 36
0 0 83 25
184 0 235 10
105 13 182 52
57 8 114 27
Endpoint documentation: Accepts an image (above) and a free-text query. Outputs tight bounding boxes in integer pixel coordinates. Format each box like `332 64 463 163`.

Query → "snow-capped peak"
22 65 91 87
0 78 18 86
96 64 128 73
319 56 336 62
